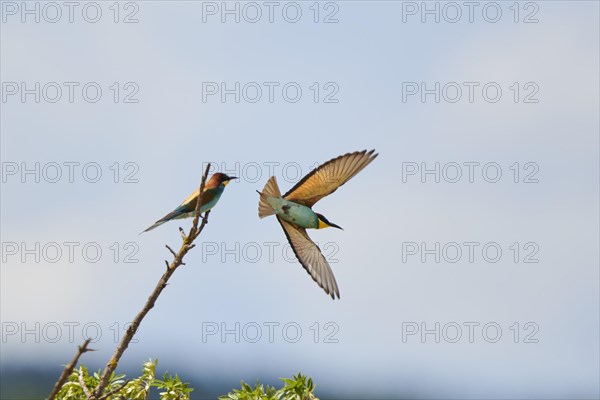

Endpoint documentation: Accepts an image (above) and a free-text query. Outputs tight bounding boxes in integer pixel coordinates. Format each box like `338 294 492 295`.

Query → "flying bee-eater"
257 149 378 299
142 172 236 233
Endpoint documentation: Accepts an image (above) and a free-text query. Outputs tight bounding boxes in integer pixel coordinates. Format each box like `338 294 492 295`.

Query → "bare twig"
165 245 177 257
47 339 94 400
89 163 212 399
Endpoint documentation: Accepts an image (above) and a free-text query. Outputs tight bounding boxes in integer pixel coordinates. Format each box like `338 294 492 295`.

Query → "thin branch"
78 367 92 398
98 379 130 400
165 245 177 257
47 339 94 400
189 164 211 240
90 163 212 399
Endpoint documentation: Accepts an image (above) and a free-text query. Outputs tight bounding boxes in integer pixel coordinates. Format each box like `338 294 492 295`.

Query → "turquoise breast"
267 197 318 229
200 185 224 213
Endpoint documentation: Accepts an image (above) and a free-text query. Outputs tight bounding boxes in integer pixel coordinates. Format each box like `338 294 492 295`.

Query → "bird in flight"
142 172 236 233
257 150 378 299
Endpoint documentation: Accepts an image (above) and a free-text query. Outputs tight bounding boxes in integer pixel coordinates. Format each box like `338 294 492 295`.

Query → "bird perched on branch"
257 150 378 299
142 172 236 233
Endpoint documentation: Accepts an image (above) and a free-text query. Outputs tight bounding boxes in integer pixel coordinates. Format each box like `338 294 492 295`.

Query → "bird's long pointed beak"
223 177 237 186
328 221 343 230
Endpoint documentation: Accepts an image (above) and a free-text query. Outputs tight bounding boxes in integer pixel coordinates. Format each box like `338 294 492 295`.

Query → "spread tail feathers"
257 176 281 218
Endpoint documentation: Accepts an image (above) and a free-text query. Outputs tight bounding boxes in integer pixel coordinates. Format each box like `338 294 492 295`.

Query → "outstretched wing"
277 216 340 299
283 149 378 207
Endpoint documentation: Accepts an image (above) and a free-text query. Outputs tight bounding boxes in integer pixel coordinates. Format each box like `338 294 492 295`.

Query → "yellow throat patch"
318 218 329 229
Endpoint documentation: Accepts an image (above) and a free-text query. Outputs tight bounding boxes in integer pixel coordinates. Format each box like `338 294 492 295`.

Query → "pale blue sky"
1 1 599 398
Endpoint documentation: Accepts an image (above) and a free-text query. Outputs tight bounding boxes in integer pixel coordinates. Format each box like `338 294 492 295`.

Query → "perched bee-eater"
257 150 378 299
142 172 236 233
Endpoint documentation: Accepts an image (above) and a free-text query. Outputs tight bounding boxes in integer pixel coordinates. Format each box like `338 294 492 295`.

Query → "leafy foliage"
55 359 192 400
56 361 316 400
219 373 318 400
